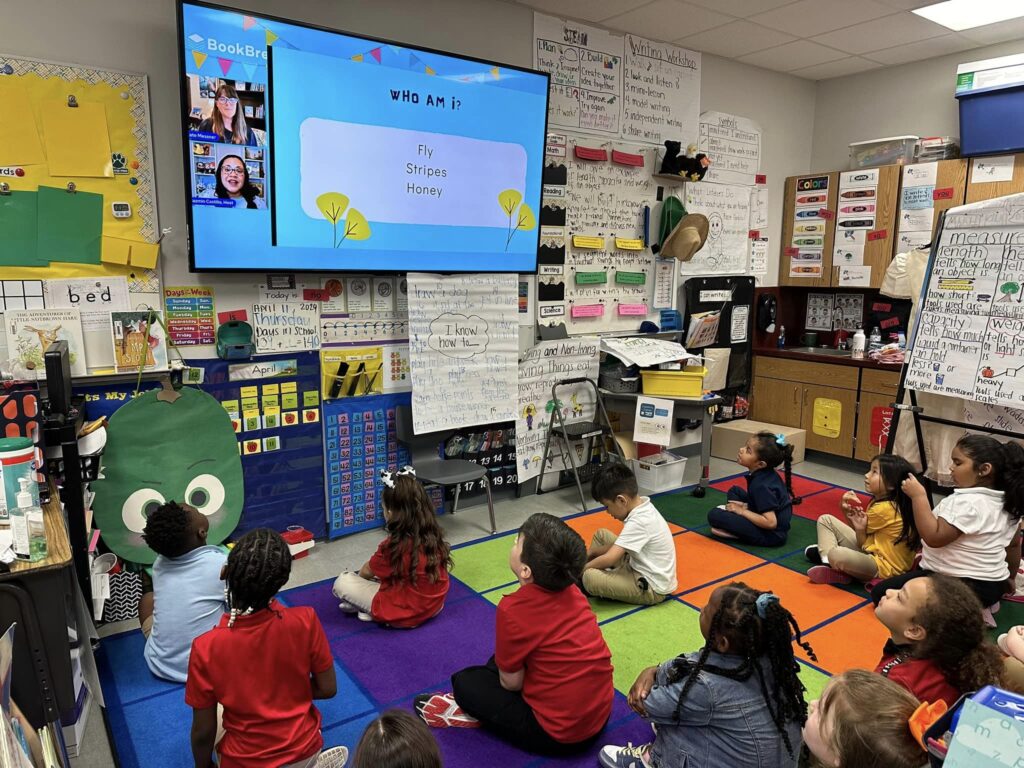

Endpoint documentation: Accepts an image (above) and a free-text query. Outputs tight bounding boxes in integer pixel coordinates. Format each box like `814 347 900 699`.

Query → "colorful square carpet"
96 473 1024 766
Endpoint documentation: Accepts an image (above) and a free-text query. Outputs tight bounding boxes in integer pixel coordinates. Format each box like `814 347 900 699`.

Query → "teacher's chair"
396 404 497 534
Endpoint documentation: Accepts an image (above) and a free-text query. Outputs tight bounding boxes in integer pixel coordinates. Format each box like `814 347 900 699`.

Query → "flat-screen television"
177 1 549 273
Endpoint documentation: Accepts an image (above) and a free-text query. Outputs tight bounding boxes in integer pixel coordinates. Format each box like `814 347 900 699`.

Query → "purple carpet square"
280 577 475 642
331 596 497 706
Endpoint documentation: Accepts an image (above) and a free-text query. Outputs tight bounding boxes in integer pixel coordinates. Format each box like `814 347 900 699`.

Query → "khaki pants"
816 514 879 581
332 571 380 613
582 529 667 606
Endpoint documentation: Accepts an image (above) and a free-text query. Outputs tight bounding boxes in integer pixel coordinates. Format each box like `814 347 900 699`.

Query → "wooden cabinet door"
751 376 802 428
801 384 857 456
779 172 838 287
832 164 900 289
855 391 895 462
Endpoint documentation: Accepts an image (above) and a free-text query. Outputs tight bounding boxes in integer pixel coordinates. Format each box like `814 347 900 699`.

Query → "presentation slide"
179 2 548 273
271 47 544 264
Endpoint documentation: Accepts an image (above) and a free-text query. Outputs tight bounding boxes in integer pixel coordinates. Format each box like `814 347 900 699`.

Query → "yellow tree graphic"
498 189 536 251
317 192 372 247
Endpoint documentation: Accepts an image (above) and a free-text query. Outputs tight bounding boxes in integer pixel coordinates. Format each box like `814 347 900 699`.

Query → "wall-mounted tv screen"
177 1 549 273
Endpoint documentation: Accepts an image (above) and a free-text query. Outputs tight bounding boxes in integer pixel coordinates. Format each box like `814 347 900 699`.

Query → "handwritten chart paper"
407 273 518 433
682 182 751 275
251 301 321 353
699 111 761 186
905 193 1024 408
517 337 599 482
622 35 701 146
534 14 624 135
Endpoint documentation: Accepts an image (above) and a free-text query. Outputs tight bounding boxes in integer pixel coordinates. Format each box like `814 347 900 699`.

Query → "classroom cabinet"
751 356 899 460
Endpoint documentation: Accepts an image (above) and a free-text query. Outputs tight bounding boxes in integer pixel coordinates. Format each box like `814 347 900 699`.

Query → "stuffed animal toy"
659 140 711 182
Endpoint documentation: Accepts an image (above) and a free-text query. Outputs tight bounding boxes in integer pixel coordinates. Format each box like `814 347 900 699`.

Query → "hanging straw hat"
660 214 709 262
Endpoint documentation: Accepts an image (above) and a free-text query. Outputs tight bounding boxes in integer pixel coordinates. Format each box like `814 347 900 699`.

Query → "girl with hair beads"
353 709 442 768
874 572 1017 706
871 436 1024 607
802 669 924 768
806 455 920 585
708 431 800 546
600 582 814 768
334 467 452 627
186 528 337 768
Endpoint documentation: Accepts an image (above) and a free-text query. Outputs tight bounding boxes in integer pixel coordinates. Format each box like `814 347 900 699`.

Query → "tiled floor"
75 452 877 766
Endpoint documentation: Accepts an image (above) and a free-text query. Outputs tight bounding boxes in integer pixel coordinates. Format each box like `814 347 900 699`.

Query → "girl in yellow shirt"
806 455 920 585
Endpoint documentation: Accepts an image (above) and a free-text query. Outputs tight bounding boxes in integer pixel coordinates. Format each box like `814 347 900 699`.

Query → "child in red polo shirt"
416 513 614 756
186 528 338 768
333 467 451 627
874 572 1009 707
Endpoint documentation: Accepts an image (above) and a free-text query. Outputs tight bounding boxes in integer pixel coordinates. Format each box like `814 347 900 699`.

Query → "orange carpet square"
797 604 890 675
674 532 765 593
683 563 868 631
566 510 684 547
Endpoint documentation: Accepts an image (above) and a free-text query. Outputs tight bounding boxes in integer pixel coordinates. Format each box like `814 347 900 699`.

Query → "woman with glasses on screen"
199 83 258 146
214 154 265 209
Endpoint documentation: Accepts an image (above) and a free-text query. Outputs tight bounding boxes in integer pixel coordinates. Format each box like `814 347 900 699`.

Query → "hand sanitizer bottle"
11 478 45 562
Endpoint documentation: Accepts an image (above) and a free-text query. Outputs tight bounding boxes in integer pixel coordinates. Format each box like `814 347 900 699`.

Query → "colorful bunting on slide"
352 54 364 62
490 67 500 79
243 63 257 81
218 58 233 76
425 66 436 76
192 51 208 69
242 15 256 30
369 47 382 63
266 29 278 46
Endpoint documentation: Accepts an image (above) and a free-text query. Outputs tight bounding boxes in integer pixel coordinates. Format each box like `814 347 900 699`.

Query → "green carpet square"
600 600 704 694
482 583 638 623
994 599 1024 637
798 662 830 700
451 534 518 592
720 515 819 560
653 488 728 530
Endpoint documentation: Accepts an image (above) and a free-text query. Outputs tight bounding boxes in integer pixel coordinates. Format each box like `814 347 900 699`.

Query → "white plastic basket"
631 453 688 494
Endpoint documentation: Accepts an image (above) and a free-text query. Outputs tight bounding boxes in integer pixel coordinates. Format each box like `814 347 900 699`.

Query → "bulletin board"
537 135 666 334
0 53 161 279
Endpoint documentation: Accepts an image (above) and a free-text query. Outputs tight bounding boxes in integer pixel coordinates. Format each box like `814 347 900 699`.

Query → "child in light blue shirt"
139 502 226 683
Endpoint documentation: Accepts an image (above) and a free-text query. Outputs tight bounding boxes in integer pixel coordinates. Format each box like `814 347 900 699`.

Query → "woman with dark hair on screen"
198 83 258 146
215 154 265 209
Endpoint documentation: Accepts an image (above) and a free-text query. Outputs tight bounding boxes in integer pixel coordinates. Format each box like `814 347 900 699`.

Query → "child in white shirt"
583 463 677 604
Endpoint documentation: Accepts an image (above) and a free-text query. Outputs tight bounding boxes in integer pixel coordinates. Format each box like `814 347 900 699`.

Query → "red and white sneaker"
414 693 480 728
808 565 852 585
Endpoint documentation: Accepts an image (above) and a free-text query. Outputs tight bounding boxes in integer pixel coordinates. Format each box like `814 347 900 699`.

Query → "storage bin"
640 366 707 397
631 452 687 494
849 136 918 169
956 53 1024 156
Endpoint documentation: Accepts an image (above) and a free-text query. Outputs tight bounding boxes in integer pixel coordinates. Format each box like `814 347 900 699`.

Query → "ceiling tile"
959 15 1024 46
872 0 935 8
790 56 883 80
813 12 948 54
738 39 847 71
676 20 797 58
865 33 978 65
603 0 733 41
749 0 893 37
516 0 652 23
681 0 797 17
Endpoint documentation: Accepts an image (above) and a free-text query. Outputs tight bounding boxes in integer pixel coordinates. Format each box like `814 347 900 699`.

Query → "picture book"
111 310 168 372
4 308 87 378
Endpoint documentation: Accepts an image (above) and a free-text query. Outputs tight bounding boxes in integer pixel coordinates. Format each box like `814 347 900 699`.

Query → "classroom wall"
811 39 1024 171
1 0 817 326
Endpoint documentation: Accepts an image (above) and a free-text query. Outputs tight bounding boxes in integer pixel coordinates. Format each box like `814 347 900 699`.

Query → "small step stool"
538 378 625 513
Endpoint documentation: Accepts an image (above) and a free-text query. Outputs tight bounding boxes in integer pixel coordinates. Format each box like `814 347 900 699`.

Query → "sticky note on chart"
0 80 45 166
37 186 103 264
571 303 604 318
40 100 113 177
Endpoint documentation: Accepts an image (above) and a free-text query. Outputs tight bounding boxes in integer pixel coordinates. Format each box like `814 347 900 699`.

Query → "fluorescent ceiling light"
913 0 1024 30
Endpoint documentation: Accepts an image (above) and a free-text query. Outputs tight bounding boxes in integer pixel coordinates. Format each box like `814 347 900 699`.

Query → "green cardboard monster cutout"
93 387 244 564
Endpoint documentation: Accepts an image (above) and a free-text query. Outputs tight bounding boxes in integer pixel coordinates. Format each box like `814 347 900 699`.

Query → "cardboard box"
711 420 806 465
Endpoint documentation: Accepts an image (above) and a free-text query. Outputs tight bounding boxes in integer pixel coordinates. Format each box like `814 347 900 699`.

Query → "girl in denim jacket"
600 583 814 768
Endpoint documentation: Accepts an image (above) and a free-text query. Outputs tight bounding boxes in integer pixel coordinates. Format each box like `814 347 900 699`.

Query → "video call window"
186 74 268 210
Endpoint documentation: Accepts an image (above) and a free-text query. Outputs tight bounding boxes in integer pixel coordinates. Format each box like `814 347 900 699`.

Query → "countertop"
754 346 905 372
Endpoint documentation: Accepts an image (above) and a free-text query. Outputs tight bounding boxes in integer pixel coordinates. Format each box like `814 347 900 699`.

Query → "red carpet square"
683 563 868 631
712 473 833 499
794 488 871 522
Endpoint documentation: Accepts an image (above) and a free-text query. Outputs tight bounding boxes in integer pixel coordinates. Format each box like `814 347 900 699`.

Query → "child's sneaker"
599 742 653 768
414 693 480 728
808 565 852 585
805 545 823 565
338 600 359 614
357 611 373 622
